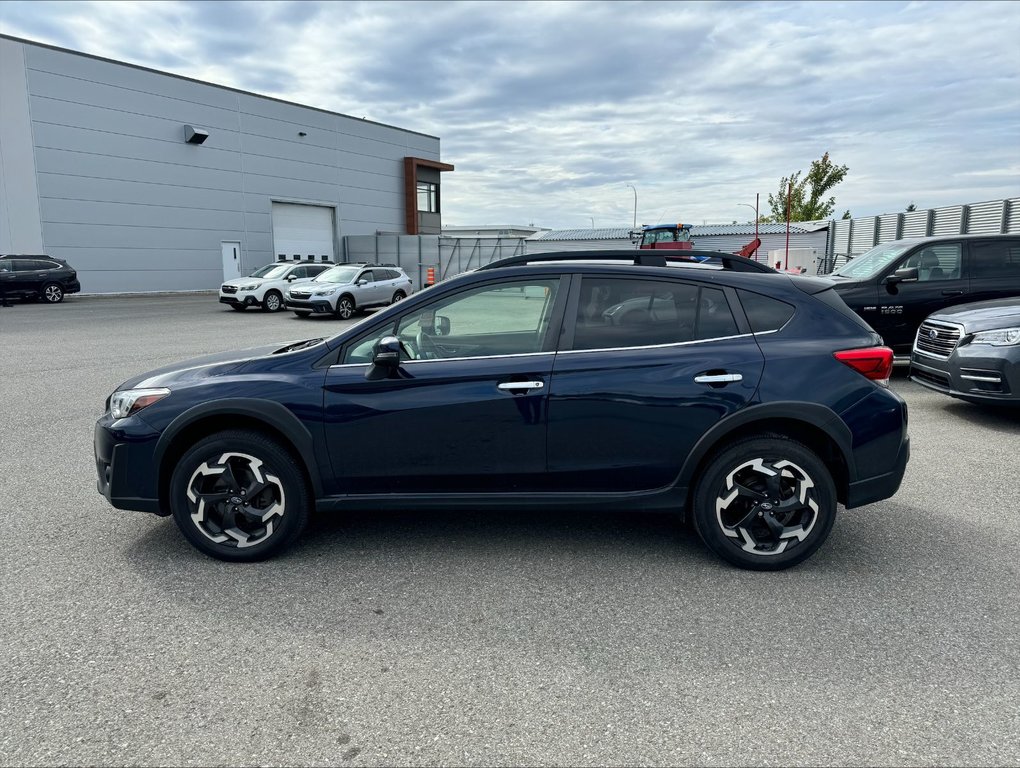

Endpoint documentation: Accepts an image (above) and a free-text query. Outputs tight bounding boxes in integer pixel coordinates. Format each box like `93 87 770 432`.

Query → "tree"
764 152 849 222
842 210 852 220
906 202 917 212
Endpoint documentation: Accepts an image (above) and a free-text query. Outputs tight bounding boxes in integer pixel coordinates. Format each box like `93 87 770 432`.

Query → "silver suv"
284 264 413 319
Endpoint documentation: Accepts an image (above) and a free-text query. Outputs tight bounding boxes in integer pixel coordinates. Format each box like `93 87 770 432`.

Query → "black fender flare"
153 398 324 497
674 401 858 492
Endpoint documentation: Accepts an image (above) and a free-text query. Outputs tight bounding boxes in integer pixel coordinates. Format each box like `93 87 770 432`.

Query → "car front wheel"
391 290 406 304
692 435 837 571
262 290 283 312
42 283 64 303
335 296 355 319
169 430 310 562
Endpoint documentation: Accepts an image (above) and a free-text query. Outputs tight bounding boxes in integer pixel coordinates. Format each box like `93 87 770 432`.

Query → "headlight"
315 288 338 296
237 283 260 291
109 388 171 419
971 327 1020 346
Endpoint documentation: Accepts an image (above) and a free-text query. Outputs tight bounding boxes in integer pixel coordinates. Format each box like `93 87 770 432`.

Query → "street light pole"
626 184 637 229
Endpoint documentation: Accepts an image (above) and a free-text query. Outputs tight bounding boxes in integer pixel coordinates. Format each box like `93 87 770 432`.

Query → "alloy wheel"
336 297 354 319
43 284 63 303
714 457 820 556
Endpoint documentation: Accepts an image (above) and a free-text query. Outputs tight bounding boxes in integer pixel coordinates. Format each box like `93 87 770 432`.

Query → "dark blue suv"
94 251 909 570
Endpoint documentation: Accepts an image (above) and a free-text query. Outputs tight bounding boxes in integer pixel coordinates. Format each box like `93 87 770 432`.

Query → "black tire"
230 304 248 311
262 290 283 312
692 435 837 571
293 311 311 319
335 295 356 320
42 283 64 303
169 430 310 562
390 290 406 305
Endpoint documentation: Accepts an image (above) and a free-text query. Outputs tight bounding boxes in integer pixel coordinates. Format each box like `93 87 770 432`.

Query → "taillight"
834 346 894 385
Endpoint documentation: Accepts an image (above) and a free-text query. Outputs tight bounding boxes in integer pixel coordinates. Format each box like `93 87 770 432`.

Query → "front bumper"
94 415 165 515
285 298 334 314
219 293 260 307
910 344 1019 404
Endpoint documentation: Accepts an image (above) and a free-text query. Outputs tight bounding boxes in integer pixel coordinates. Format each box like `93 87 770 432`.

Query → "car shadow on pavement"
940 401 1020 433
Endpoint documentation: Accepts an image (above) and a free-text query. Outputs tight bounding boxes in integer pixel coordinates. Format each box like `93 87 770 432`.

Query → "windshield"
250 264 289 279
314 266 361 284
831 242 914 280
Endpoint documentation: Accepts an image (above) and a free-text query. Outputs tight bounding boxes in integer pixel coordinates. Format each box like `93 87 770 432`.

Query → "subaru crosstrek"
95 250 909 570
285 264 413 319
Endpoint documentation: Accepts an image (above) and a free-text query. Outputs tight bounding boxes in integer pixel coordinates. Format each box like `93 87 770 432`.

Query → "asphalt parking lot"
1 294 1018 767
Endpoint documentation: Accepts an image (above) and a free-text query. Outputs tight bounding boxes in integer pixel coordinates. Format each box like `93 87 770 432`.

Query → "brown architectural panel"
404 156 455 234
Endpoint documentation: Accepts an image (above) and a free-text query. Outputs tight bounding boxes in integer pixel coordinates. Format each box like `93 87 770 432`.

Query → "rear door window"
970 240 1020 278
737 290 796 333
570 277 738 351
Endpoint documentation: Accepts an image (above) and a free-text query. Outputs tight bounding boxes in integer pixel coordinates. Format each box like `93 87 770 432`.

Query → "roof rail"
476 249 774 273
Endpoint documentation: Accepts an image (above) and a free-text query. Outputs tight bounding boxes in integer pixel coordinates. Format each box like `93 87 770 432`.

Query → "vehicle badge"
928 329 938 339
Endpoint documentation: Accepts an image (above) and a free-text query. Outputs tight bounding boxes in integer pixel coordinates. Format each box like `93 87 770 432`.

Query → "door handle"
694 373 743 384
941 290 963 296
497 381 544 394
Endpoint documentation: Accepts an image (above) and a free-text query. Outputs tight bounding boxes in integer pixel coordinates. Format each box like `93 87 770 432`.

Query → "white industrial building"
0 34 453 293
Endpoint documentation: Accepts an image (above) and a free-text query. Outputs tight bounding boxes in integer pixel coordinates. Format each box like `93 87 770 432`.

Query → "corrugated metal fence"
824 197 1020 272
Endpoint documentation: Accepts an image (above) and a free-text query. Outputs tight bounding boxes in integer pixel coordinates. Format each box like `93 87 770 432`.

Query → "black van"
827 234 1020 355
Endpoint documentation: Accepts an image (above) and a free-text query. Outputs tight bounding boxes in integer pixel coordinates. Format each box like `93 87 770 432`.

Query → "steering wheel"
415 328 440 360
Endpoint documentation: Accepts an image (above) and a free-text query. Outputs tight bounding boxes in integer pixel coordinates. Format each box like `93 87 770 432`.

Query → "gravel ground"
1 294 1018 767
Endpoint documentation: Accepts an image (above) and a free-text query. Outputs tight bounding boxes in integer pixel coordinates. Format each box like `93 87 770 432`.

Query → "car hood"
928 297 1020 332
222 277 265 287
115 339 325 390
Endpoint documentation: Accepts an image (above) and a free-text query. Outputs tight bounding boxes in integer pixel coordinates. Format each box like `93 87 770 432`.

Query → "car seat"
918 249 944 281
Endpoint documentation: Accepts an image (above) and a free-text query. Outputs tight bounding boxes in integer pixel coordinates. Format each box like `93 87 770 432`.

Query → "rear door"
967 237 1020 303
546 275 764 492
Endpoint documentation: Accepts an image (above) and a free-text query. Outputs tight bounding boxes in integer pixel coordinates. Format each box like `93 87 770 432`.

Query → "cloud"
1 0 1018 227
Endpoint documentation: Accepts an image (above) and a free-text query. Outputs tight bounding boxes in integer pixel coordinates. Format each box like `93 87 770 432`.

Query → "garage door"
271 203 335 261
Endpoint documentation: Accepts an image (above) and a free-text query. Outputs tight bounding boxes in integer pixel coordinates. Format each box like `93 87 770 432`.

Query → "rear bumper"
846 433 909 508
839 387 910 509
65 279 81 294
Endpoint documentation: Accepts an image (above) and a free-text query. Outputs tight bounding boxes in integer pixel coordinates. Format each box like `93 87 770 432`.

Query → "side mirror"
356 279 368 286
366 336 403 380
435 315 451 336
286 275 296 282
884 266 918 285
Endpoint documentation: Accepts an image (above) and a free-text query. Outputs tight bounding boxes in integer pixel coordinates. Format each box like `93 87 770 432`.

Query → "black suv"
0 254 81 303
827 234 1020 356
94 251 909 571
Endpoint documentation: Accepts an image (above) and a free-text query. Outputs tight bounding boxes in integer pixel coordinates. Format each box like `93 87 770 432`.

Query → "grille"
912 367 950 390
289 290 312 299
221 285 237 294
915 320 961 358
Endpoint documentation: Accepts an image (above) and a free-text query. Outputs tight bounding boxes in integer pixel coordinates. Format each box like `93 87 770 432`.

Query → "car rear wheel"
42 283 64 303
391 290 406 304
169 430 310 562
262 290 283 312
692 435 836 571
335 295 355 319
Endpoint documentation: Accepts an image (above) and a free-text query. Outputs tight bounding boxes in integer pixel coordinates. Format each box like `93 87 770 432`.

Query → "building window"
417 181 438 213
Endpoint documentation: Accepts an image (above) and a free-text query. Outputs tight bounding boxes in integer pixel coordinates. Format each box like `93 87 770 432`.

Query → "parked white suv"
284 264 414 319
220 261 334 312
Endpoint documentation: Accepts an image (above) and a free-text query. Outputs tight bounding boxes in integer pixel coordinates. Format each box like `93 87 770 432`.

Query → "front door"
221 241 242 281
877 241 967 352
323 276 567 494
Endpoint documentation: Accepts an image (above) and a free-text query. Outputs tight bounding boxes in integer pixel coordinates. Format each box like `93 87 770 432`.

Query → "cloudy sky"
1 0 1018 229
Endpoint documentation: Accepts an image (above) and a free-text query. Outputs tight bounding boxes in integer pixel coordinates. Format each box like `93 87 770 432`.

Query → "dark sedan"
910 298 1020 405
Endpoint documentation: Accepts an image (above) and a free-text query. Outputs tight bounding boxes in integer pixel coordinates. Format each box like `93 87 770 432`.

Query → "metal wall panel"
1007 199 1020 234
902 210 929 238
15 38 442 292
832 220 850 255
850 218 877 254
966 200 1006 234
931 206 964 235
877 213 901 243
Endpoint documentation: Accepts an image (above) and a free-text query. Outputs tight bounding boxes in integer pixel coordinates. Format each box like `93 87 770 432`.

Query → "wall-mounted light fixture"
183 125 209 145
